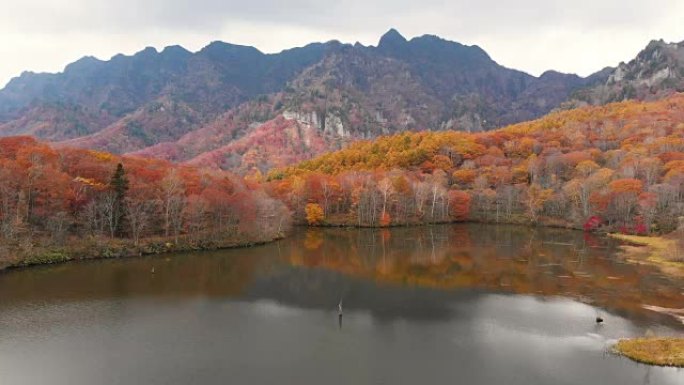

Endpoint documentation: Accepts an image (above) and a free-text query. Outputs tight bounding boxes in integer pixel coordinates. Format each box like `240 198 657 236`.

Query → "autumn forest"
271 95 684 233
0 136 290 267
0 94 682 268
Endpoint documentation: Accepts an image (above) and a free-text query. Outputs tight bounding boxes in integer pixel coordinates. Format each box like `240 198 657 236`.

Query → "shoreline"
614 338 684 368
3 220 678 274
300 214 590 232
607 233 684 278
0 220 579 274
604 233 684 368
0 233 284 274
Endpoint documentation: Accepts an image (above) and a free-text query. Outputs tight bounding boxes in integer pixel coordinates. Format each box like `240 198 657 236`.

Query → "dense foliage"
0 136 290 263
1 92 683 269
269 95 684 233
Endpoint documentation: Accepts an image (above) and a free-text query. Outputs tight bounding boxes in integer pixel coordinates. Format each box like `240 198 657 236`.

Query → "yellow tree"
305 203 324 225
525 184 553 221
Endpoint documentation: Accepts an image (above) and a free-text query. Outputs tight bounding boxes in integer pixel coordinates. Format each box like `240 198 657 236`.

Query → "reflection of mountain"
0 225 681 327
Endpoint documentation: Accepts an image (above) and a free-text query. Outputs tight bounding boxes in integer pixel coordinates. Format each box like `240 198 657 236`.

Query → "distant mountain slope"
0 102 113 139
572 39 684 104
0 42 330 142
275 93 684 178
278 31 596 136
2 30 683 173
0 30 597 147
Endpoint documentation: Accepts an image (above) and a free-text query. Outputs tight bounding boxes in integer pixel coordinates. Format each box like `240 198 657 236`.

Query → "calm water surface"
0 224 683 384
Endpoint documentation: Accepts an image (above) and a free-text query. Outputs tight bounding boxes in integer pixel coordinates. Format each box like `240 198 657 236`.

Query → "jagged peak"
646 38 666 48
200 41 263 56
412 34 446 43
64 56 103 73
378 28 408 48
136 46 158 56
161 45 191 56
402 34 492 63
70 55 101 65
540 69 560 76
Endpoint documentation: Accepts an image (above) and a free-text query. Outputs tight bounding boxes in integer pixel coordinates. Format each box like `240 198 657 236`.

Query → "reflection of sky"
0 224 683 384
1 296 682 385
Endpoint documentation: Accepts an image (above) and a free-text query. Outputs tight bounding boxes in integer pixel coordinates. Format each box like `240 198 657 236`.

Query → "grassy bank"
0 233 283 273
608 232 684 277
615 338 684 367
608 231 684 367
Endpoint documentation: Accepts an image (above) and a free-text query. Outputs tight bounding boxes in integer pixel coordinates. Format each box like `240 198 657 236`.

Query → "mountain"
0 42 330 144
1 30 683 174
571 39 684 105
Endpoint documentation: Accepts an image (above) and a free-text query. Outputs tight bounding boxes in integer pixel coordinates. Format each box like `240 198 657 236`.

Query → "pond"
0 224 682 384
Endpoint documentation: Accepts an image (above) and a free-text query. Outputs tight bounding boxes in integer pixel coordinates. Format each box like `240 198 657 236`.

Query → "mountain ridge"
2 30 683 174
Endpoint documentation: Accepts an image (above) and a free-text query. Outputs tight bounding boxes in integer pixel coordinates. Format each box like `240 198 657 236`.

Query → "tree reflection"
0 224 681 328
281 225 684 327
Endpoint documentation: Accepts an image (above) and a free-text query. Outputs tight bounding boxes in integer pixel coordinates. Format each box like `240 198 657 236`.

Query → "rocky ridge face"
1 30 682 173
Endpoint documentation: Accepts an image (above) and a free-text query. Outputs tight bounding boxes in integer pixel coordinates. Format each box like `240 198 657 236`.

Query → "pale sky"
1 0 683 87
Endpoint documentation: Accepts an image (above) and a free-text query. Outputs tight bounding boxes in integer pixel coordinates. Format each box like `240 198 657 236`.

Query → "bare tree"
47 211 70 246
168 195 186 243
125 197 155 246
0 178 19 240
184 195 208 243
100 191 118 238
79 199 101 237
161 170 185 240
428 170 447 221
253 191 292 239
378 177 393 221
412 180 429 219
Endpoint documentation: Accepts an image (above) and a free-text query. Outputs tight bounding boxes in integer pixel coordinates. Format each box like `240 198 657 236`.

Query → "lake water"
0 224 682 384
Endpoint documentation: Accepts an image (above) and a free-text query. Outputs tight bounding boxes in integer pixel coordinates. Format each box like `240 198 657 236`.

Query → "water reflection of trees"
283 225 684 326
0 224 681 327
0 249 266 304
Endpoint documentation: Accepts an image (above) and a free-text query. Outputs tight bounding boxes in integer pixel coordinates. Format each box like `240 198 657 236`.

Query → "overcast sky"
1 0 683 87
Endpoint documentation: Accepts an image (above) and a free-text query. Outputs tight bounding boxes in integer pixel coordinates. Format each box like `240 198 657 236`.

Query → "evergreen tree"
110 163 129 237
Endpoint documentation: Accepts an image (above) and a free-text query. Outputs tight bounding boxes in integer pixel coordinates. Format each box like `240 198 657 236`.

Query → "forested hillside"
0 30 614 170
0 136 289 267
269 95 684 232
1 94 683 268
2 31 683 178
